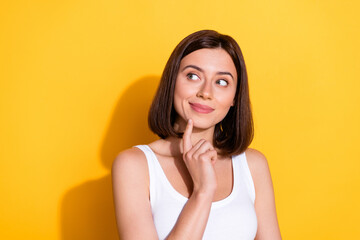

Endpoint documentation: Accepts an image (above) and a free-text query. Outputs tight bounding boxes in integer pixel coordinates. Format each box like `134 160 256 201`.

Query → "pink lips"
189 102 214 114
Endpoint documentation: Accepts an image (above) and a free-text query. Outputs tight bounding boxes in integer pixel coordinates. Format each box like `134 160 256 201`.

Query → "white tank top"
136 145 257 240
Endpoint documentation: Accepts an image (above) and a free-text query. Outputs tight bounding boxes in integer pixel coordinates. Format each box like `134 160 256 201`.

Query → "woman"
112 30 281 239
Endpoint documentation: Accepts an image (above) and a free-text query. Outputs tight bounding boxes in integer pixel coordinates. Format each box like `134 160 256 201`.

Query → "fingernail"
188 119 192 124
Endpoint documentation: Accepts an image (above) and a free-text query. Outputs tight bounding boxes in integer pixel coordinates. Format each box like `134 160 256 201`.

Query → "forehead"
179 48 237 76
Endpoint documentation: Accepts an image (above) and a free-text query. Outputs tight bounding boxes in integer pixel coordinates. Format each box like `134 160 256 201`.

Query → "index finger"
183 119 193 153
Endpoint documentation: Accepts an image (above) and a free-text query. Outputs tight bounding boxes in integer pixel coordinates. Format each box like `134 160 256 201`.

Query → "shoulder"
244 148 269 169
112 147 159 239
112 147 149 183
244 148 271 184
112 147 147 167
244 149 281 238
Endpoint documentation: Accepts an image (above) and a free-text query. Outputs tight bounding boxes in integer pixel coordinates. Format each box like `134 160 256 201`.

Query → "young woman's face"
173 48 238 130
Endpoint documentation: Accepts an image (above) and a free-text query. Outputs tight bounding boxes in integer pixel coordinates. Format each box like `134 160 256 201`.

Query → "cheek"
175 78 194 95
174 81 197 104
173 85 186 116
217 91 236 108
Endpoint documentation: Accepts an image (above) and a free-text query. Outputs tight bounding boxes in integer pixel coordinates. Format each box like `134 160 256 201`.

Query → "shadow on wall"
60 76 160 239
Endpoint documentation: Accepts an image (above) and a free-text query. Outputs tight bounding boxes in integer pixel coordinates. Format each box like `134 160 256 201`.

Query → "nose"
196 80 212 100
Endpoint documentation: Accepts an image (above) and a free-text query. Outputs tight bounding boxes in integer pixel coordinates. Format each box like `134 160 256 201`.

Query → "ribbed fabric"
135 145 257 240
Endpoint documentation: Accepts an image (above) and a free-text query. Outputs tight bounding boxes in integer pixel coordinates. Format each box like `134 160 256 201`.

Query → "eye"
186 73 200 81
216 79 228 86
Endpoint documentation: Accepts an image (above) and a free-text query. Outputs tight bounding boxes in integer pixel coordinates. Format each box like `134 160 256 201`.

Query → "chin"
191 118 218 130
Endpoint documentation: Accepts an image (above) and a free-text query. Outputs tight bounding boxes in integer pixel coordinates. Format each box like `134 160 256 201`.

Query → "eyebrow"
181 65 234 80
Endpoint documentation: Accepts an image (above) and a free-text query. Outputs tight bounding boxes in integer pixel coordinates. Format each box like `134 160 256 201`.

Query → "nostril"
196 91 212 100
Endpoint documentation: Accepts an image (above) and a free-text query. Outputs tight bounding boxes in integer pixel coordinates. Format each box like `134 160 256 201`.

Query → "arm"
112 148 158 240
166 189 214 239
112 120 217 239
167 119 217 239
246 149 282 240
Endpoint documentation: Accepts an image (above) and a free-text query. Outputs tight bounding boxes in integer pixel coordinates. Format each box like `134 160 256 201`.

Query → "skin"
112 48 281 239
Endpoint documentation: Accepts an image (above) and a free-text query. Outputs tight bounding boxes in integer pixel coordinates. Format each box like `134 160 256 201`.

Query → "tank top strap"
134 145 158 205
232 152 256 204
135 145 189 203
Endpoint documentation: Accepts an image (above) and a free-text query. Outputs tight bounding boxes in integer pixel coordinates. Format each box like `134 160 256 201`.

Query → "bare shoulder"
112 147 150 206
244 148 271 182
112 147 159 239
112 147 148 181
245 149 281 239
245 148 269 169
113 147 146 165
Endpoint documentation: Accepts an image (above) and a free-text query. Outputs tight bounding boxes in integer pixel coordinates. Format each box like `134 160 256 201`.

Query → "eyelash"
216 79 229 86
186 73 199 81
186 73 229 86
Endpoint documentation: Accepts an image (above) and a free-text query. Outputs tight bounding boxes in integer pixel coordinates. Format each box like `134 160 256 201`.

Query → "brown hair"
148 30 253 156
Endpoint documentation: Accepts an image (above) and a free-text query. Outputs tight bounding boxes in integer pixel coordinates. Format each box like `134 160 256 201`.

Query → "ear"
231 99 235 106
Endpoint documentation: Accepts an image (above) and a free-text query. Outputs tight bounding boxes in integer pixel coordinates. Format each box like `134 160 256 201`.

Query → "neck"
187 126 215 144
171 119 215 154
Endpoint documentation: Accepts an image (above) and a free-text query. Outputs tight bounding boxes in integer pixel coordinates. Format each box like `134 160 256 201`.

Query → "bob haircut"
148 30 253 156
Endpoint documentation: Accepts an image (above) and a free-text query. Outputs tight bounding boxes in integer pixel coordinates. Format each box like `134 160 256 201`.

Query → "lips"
189 102 214 114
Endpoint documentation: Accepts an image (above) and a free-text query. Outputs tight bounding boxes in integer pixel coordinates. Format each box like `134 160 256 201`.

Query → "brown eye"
216 79 228 86
187 73 200 81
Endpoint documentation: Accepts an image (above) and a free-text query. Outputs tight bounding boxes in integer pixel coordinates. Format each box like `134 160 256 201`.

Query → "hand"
182 119 218 195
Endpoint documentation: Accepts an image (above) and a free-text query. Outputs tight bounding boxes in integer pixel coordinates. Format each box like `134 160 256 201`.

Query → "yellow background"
1 0 359 239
